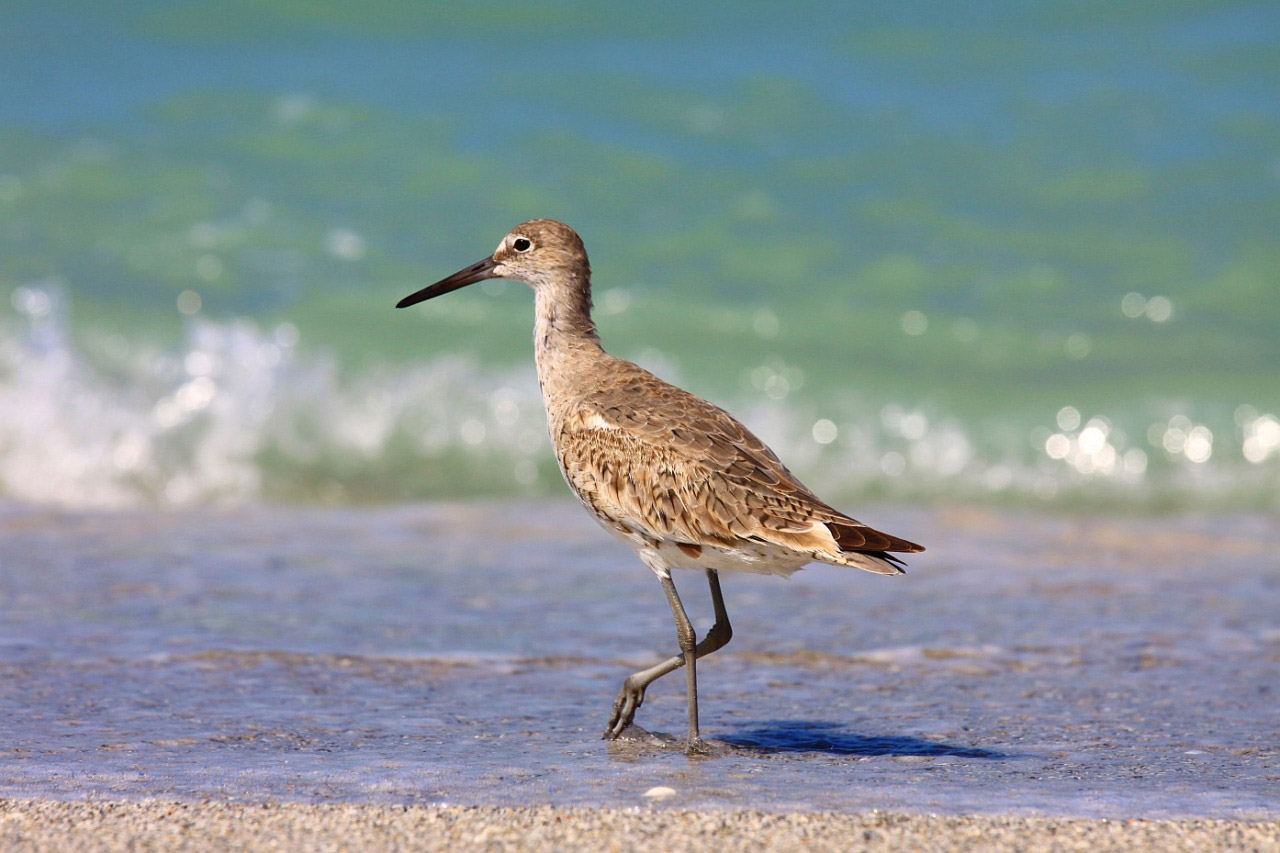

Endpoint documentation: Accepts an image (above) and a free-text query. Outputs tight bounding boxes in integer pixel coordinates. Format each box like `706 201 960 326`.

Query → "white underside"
590 515 811 578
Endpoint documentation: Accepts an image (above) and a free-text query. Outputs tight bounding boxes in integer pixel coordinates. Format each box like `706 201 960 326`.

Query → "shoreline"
2 800 1277 852
3 502 1276 821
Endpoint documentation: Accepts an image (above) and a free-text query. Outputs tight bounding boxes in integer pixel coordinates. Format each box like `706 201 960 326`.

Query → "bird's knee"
675 624 697 654
703 620 732 653
713 620 732 647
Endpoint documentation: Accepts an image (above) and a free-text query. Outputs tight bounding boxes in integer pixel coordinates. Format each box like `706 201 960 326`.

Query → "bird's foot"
683 734 739 757
683 735 711 756
602 677 646 739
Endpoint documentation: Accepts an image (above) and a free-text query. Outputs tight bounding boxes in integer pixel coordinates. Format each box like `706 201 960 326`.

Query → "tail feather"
831 549 908 575
826 519 925 554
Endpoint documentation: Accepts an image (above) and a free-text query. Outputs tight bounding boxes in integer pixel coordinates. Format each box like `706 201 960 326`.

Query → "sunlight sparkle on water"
184 350 218 377
811 418 838 445
900 310 927 336
1078 422 1107 455
460 419 486 446
597 288 632 316
11 285 53 318
177 290 202 315
753 308 780 339
1056 406 1081 431
1040 412 1140 479
1183 426 1213 464
1120 292 1173 323
490 390 521 427
1065 333 1091 359
325 228 367 261
899 412 929 441
1121 292 1146 318
195 254 223 281
1242 413 1280 464
2 294 1275 509
748 360 804 401
1123 447 1148 475
1146 296 1173 323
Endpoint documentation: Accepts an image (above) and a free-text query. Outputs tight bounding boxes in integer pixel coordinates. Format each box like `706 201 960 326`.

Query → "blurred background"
1 1 1277 511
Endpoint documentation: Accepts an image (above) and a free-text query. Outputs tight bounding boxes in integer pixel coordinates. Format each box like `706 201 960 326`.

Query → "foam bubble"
0 301 1275 511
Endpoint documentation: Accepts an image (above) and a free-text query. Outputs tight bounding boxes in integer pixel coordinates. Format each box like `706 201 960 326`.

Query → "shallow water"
1 501 1276 818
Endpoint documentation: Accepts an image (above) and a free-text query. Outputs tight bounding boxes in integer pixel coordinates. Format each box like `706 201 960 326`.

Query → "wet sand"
2 799 1278 852
1 500 1277 840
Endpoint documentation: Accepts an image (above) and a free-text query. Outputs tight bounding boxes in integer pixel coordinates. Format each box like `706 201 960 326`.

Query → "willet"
397 219 924 752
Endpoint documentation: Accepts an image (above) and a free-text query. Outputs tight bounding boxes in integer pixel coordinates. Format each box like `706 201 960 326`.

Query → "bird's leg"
604 570 733 747
703 569 732 653
661 572 702 750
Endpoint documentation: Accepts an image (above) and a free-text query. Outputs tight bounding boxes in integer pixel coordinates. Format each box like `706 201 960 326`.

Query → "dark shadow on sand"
722 720 1013 758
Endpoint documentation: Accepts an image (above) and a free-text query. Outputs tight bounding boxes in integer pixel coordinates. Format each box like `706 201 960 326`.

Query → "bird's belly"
586 512 810 577
556 453 812 577
656 539 811 576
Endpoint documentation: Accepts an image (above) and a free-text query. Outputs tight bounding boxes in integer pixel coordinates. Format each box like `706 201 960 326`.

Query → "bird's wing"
554 375 923 570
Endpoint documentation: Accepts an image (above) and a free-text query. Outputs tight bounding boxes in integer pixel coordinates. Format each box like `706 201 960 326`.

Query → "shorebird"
397 220 924 752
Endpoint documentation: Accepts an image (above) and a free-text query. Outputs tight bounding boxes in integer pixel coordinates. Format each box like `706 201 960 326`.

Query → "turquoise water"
2 1 1278 509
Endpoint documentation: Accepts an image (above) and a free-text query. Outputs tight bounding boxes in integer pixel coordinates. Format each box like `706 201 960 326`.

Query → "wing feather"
551 366 924 571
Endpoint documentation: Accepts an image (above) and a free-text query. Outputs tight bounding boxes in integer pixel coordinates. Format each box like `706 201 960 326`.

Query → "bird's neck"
533 274 604 399
534 275 600 356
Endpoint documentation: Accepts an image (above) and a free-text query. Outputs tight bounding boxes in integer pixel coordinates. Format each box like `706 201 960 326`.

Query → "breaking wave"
1 298 1276 511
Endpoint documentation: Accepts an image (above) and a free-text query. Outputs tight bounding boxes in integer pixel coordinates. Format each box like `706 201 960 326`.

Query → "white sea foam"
0 301 546 507
0 302 1275 510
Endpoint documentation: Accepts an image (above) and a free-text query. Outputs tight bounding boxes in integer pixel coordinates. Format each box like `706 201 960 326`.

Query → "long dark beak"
396 257 499 309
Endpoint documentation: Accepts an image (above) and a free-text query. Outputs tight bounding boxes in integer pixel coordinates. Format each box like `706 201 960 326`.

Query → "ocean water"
1 1 1278 511
1 502 1277 817
4 5 1279 822
4 6 1278 821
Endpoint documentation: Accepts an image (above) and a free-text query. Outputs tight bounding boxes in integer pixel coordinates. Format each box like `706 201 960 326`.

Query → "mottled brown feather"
411 218 924 577
550 355 924 570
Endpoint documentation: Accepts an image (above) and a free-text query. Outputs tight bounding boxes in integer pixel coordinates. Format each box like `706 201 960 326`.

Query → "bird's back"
544 353 923 576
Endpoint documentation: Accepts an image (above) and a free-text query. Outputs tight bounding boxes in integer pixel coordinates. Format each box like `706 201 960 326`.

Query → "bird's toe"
603 679 646 739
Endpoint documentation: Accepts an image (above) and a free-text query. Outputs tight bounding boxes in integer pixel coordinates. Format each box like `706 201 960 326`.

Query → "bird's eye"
512 237 532 253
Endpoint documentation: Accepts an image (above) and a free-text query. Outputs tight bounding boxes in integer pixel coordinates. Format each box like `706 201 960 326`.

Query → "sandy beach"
2 800 1278 852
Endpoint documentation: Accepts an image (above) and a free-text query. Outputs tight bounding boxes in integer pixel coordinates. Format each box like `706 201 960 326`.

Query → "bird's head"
397 219 590 309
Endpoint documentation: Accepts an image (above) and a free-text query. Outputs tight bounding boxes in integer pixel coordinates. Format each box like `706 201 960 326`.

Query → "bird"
396 219 924 753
